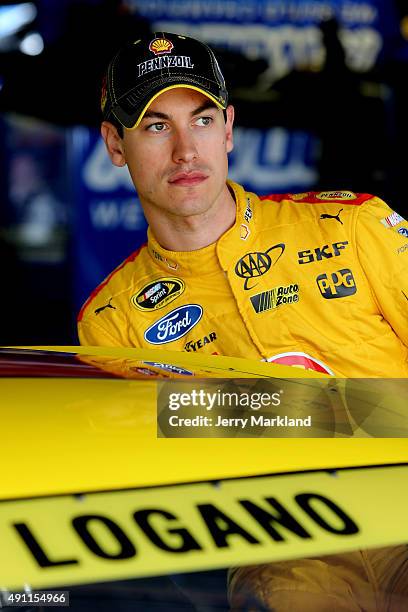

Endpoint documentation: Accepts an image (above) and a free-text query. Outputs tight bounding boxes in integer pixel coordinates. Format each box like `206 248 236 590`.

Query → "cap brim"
112 83 227 130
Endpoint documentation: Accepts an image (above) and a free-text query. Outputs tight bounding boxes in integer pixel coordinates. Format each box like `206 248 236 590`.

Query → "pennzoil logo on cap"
149 37 174 56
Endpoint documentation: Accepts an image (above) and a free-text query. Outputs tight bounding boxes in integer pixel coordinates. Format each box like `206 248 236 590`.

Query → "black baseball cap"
101 32 228 129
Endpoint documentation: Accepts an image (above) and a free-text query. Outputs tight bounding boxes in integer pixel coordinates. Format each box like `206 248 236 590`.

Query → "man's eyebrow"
142 110 170 121
142 100 218 122
190 101 218 115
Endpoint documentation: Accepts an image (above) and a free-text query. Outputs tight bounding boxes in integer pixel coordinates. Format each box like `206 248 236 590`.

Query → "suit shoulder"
259 190 374 206
77 243 147 322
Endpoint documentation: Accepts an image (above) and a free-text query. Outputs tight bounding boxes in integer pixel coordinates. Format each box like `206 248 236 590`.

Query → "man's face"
103 88 234 222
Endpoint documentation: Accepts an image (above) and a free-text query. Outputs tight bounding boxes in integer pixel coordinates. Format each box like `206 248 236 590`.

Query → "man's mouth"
168 171 208 187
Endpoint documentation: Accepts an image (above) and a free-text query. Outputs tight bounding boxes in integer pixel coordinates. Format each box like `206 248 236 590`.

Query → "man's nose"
172 128 198 164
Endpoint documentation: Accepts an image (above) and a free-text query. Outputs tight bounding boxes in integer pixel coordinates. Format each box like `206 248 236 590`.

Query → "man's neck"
144 185 237 251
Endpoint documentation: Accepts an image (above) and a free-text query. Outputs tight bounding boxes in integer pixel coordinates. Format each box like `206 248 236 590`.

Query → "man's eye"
147 122 167 132
195 116 212 126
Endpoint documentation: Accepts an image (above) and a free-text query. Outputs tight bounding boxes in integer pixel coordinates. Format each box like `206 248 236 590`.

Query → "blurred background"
1 0 408 346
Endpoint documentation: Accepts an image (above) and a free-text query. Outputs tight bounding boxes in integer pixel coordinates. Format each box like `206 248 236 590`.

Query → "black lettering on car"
72 515 136 560
196 503 260 548
295 494 359 535
134 509 202 553
13 522 79 567
239 498 311 541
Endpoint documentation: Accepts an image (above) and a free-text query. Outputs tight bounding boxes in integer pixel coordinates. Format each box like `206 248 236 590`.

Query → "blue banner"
128 0 403 76
69 127 147 310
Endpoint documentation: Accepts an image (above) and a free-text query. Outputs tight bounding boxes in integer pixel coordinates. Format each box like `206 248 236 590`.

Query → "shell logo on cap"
149 37 174 56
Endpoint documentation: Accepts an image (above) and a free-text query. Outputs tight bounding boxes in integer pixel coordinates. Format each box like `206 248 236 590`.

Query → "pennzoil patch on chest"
131 278 185 311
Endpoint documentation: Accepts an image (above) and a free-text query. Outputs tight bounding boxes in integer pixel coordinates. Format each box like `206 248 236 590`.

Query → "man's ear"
225 105 234 153
101 121 126 167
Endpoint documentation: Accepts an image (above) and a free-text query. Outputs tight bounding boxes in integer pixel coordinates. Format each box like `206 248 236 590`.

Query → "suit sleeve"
355 197 408 346
77 318 127 347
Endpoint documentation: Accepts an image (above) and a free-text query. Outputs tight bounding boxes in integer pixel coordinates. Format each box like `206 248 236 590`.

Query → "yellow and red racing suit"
78 181 408 377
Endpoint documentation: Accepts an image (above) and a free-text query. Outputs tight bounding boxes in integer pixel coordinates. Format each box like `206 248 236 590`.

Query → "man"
77 32 408 378
78 32 408 609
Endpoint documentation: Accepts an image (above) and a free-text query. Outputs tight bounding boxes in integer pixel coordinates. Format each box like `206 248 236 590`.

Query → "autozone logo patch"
251 284 299 313
298 241 348 264
235 244 285 290
316 269 357 299
131 278 184 311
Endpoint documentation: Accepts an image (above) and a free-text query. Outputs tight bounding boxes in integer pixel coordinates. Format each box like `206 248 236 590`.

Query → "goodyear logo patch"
316 269 356 299
317 191 356 201
251 284 299 313
131 278 184 312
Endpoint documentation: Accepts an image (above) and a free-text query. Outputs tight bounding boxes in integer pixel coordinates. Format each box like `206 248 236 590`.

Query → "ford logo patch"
144 305 203 345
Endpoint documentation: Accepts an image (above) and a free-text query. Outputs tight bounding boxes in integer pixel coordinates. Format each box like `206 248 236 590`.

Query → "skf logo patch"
149 37 174 55
251 284 299 313
317 191 356 201
381 212 405 228
132 278 184 311
316 269 356 299
298 241 348 264
184 332 217 352
235 244 285 290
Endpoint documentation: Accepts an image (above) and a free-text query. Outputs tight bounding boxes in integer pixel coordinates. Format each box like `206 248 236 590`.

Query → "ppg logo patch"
316 269 357 299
